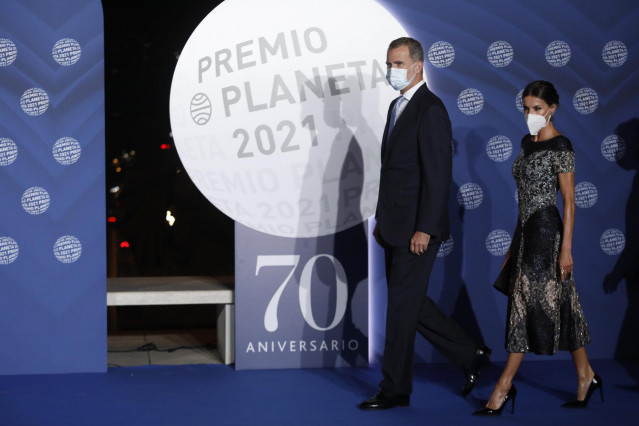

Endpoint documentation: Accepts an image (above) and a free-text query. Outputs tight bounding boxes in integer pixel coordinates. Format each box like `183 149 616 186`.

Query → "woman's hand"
558 248 573 281
557 172 575 282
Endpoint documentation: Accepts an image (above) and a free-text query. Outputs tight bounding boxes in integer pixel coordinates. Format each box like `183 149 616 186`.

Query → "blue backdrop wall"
0 0 105 375
0 0 636 376
369 0 638 363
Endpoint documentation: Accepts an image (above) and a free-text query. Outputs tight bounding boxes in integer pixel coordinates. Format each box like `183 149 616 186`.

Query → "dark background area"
102 1 229 330
102 0 231 279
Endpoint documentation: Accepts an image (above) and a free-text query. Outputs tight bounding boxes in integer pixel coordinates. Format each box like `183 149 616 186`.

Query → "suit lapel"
382 85 429 161
381 97 397 161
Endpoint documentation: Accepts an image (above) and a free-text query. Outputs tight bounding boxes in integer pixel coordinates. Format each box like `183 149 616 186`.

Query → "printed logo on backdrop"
545 40 571 67
53 137 81 165
428 41 455 68
0 138 18 166
436 237 454 258
255 254 348 333
21 187 50 215
573 88 598 115
487 41 513 67
602 41 627 68
0 237 19 265
52 38 81 66
457 182 483 209
20 88 49 116
486 135 512 162
575 182 598 208
169 0 406 238
601 135 626 162
53 235 82 263
515 89 524 113
600 229 625 256
0 38 17 66
235 236 368 368
458 89 484 115
190 93 212 125
486 230 511 256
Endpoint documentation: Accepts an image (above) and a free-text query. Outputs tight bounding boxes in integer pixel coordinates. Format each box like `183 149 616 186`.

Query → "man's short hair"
388 37 424 63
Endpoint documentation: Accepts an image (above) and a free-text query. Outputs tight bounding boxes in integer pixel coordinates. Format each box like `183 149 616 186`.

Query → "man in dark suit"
358 37 490 410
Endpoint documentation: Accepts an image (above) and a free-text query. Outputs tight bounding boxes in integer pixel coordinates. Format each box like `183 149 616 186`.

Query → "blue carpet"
1 360 637 425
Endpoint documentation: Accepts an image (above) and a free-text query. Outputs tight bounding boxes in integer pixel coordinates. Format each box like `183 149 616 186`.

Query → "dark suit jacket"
376 83 452 247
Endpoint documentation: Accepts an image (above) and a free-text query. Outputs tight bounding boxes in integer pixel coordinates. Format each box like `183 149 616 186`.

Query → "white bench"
107 276 234 364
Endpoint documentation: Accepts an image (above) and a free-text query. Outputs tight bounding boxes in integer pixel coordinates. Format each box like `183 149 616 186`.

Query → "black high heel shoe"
472 385 517 416
562 374 603 408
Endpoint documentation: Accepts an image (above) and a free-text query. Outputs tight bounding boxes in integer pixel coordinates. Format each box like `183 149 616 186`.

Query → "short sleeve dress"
506 134 591 355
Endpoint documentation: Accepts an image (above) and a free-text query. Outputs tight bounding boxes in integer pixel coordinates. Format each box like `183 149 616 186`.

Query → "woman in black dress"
473 81 602 416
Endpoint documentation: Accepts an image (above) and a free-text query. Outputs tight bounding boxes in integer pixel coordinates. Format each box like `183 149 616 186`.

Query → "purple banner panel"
0 0 105 375
235 222 368 370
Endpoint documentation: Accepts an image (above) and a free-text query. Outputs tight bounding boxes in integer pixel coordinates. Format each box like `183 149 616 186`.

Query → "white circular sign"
601 135 626 162
457 88 484 115
21 187 50 215
53 137 82 165
428 41 455 68
486 229 511 256
0 236 19 265
0 138 18 166
0 38 17 66
600 229 625 256
53 235 83 263
457 182 484 209
602 41 627 67
436 237 454 258
545 40 571 67
575 181 598 209
169 0 406 238
486 135 512 162
573 88 598 115
20 88 49 116
487 41 513 67
52 38 82 66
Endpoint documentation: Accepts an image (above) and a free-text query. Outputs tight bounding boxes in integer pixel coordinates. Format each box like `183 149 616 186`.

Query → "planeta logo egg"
190 92 212 125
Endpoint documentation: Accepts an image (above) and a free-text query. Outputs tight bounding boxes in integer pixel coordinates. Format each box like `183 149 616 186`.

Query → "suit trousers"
380 239 477 396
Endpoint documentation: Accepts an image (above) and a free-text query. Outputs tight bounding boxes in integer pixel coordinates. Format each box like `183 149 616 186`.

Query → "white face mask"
526 108 552 135
386 62 418 91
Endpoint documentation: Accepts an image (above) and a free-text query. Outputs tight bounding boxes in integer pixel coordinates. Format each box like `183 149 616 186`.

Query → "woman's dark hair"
522 80 559 106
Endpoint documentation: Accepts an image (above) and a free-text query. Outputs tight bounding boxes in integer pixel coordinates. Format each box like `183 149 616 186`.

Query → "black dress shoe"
462 345 492 397
358 391 410 410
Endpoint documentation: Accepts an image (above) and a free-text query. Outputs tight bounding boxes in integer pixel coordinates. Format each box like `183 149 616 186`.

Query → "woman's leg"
485 353 525 409
570 347 595 400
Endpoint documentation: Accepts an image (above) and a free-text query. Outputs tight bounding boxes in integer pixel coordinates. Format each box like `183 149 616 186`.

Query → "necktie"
388 96 406 137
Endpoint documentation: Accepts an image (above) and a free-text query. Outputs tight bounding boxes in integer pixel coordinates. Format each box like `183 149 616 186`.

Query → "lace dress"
506 135 590 355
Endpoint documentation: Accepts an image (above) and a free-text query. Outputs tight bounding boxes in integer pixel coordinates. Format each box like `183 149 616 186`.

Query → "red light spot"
160 143 171 150
120 241 130 248
107 216 117 223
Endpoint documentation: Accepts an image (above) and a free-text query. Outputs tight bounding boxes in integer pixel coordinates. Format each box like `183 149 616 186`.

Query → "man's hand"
410 231 430 255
